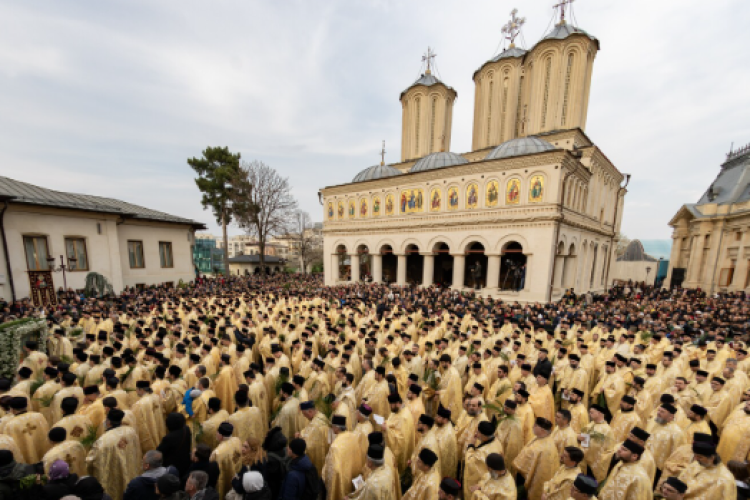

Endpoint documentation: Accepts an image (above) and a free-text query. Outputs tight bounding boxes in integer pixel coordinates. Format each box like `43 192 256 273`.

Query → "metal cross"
501 8 526 47
554 0 575 24
422 47 437 74
380 140 386 166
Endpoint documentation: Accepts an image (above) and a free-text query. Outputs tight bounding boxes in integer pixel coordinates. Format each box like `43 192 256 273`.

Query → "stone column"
486 254 501 289
372 254 383 283
397 254 407 285
422 254 435 287
350 254 360 283
452 254 465 290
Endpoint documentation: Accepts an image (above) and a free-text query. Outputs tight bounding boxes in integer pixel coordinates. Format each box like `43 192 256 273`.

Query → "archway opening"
499 241 527 290
563 244 578 289
254 267 260 275
357 244 371 281
464 242 487 289
433 242 453 287
405 244 423 285
380 245 397 284
336 244 349 281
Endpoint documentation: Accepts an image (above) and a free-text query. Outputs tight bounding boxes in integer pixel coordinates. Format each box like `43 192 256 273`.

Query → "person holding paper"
348 444 397 500
323 414 364 500
578 403 615 482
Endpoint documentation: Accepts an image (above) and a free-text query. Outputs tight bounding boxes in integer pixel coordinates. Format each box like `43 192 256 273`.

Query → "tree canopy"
187 146 241 225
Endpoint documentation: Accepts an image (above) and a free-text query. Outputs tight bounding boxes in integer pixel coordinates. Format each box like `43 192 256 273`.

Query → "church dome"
352 164 402 183
485 137 555 160
400 72 455 99
410 152 469 173
541 23 597 43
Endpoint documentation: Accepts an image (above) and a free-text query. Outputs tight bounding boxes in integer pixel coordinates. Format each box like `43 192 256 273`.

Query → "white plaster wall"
117 222 195 288
611 261 657 286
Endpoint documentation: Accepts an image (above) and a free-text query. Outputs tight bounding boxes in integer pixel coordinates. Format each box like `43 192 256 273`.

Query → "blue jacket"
123 466 179 500
277 455 313 500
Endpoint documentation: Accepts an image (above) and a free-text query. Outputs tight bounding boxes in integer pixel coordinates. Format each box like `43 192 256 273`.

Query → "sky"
1 0 749 240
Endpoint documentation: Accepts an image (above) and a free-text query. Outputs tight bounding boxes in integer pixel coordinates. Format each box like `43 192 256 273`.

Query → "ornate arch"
373 238 398 254
495 234 532 254
426 235 455 254
398 238 424 255
457 234 492 253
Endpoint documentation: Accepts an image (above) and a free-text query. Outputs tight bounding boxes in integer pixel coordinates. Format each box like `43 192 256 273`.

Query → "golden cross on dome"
554 0 574 24
380 141 386 166
422 47 437 75
501 8 526 48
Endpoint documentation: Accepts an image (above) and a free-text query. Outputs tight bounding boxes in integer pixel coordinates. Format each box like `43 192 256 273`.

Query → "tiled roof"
0 175 205 228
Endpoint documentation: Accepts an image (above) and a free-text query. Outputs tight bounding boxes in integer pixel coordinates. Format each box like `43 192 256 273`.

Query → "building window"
486 79 494 145
429 97 437 152
64 238 89 271
541 58 552 129
735 231 742 241
500 77 509 142
159 242 174 268
415 97 421 156
128 241 145 269
561 53 574 126
23 235 50 271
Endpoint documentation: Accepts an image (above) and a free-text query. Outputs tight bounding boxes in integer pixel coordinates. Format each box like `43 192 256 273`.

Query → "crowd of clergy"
0 275 749 500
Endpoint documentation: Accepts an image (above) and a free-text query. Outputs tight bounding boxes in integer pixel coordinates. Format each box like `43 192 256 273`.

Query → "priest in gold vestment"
463 421 504 499
717 400 750 463
402 448 441 500
383 393 416 475
436 355 463 418
541 447 584 500
578 404 615 482
79 385 107 431
86 409 142 500
131 381 166 452
513 417 560 500
645 404 686 473
214 354 239 413
551 409 579 457
210 421 243 500
597 440 653 500
529 372 555 422
348 444 398 500
323 414 365 500
272 383 306 441
42 426 87 477
299 400 331 475
470 452 516 500
608 395 642 443
409 414 441 481
226 390 264 445
678 441 737 500
4 396 50 463
433 406 459 479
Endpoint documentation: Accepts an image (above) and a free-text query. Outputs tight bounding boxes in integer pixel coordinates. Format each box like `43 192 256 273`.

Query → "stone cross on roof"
380 140 386 166
501 8 526 47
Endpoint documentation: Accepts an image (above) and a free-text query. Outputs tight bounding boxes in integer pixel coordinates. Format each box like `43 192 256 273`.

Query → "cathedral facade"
320 11 626 302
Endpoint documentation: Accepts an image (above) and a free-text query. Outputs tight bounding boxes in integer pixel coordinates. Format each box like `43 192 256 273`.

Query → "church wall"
400 85 456 162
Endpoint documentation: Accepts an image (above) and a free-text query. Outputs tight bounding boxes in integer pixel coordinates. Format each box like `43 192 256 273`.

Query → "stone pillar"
350 254 360 283
397 254 407 285
331 254 340 282
486 254 501 289
452 254 465 290
372 254 383 283
422 254 435 287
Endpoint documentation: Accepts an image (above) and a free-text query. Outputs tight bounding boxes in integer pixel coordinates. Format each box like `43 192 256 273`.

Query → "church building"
320 5 627 302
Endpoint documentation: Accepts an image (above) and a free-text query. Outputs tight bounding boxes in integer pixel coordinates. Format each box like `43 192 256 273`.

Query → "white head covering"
190 389 202 398
242 471 264 493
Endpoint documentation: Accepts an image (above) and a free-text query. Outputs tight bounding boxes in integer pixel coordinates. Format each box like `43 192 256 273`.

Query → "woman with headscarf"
74 476 113 500
31 459 78 500
227 471 272 500
157 413 192 477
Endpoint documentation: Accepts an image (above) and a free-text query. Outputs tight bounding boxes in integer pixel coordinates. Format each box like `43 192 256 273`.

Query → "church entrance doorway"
433 242 453 287
499 241 527 290
406 244 423 285
357 244 371 281
380 245 397 284
336 244 349 281
465 242 488 289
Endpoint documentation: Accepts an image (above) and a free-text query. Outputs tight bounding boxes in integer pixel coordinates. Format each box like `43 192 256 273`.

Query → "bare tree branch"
230 160 297 277
283 210 323 274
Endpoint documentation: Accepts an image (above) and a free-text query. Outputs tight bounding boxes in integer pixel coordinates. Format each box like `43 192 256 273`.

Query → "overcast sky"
1 0 749 240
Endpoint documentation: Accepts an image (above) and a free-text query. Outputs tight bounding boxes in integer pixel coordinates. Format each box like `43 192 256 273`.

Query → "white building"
0 176 205 304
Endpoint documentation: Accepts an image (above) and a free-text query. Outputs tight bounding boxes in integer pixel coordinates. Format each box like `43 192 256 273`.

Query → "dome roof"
352 164 402 183
410 152 469 173
542 23 597 43
485 137 556 160
401 72 455 99
489 46 527 63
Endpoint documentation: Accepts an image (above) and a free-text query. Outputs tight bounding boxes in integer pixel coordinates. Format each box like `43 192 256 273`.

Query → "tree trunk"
259 238 265 278
222 204 229 277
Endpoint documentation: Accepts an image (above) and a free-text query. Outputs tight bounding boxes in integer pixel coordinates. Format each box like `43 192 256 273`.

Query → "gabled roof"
0 175 205 229
668 204 702 226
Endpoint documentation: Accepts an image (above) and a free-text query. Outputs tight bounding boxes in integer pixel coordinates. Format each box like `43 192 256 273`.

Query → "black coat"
157 416 192 477
533 358 553 378
183 461 220 490
33 474 79 500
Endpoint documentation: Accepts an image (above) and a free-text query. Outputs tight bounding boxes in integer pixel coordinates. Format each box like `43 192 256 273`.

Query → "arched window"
486 78 494 146
415 97 421 156
561 53 575 126
430 97 437 152
541 58 552 129
515 75 525 136
500 77 509 142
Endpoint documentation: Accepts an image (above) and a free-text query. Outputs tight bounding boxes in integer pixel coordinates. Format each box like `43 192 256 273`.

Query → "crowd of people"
0 274 749 500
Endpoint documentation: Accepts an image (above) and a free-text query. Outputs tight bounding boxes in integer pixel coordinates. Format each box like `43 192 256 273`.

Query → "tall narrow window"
486 79 494 146
515 75 525 136
561 53 574 127
159 242 174 268
64 237 89 271
500 77 509 142
429 97 437 152
541 58 552 129
128 240 145 269
23 236 50 271
414 97 421 156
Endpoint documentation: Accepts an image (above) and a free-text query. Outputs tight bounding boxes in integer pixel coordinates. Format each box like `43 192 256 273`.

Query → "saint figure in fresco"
507 180 520 204
431 190 441 210
487 182 498 205
360 201 367 216
373 198 380 214
417 190 423 209
468 185 478 206
328 204 334 219
401 193 407 213
386 196 393 214
531 177 543 200
449 189 458 208
338 204 345 217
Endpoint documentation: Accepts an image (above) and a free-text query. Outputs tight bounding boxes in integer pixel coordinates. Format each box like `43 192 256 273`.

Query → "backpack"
300 464 322 500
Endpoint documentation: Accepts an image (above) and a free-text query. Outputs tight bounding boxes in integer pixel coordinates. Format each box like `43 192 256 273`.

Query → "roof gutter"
0 197 17 301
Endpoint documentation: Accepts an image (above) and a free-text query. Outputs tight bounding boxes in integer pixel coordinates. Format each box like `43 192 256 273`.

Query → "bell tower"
400 48 457 162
